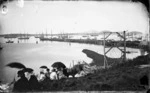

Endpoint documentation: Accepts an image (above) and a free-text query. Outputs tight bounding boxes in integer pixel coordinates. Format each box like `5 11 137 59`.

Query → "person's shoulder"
16 78 23 83
20 77 28 82
15 78 27 85
30 75 38 81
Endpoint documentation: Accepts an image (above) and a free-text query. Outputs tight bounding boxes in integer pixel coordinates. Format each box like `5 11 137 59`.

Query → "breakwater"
40 38 145 49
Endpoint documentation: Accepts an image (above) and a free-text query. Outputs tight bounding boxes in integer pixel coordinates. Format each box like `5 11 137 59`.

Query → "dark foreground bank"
31 54 149 91
0 53 149 92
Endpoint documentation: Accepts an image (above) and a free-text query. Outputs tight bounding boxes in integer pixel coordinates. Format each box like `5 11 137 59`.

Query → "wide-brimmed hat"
17 70 25 77
40 66 48 69
23 68 34 73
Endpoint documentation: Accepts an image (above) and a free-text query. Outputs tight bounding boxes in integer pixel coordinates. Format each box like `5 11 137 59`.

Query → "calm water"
0 37 141 83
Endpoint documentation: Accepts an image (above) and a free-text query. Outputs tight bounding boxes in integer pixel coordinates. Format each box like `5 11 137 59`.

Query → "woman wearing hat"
38 66 50 82
38 66 51 90
24 68 40 91
13 70 30 92
50 68 58 80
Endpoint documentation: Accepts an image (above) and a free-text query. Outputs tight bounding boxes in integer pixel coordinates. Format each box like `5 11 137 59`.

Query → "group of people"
13 66 67 92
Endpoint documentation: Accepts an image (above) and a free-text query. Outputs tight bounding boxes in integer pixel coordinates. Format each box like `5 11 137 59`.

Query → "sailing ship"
39 29 63 41
5 34 14 43
39 28 50 41
18 33 29 40
34 32 41 38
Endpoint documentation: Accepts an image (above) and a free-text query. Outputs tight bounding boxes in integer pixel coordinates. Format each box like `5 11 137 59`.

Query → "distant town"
0 31 148 41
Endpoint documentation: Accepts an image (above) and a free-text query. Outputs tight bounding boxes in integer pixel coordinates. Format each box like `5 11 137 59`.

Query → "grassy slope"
39 54 149 91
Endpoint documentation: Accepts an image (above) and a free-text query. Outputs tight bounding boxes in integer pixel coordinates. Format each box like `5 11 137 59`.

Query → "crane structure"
103 31 126 69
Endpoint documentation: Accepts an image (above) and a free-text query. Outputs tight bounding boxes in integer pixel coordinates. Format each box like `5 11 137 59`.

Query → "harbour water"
0 37 141 83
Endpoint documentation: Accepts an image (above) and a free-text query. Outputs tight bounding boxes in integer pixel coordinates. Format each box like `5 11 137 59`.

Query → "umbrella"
51 62 66 69
6 62 26 69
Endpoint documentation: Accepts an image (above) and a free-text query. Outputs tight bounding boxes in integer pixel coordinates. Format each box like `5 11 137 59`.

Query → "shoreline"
40 38 143 49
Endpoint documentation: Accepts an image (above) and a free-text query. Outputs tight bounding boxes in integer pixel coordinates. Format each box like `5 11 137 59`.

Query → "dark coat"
39 76 51 90
140 75 148 85
13 76 30 92
28 75 40 91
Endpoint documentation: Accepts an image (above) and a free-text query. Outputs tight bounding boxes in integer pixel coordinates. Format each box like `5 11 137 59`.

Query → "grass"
38 54 150 91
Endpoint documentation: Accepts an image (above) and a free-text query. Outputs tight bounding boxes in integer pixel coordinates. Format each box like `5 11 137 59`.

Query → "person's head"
58 67 63 71
40 66 48 74
24 68 34 80
63 68 69 77
40 71 44 74
2 5 7 11
52 68 56 72
17 70 25 78
47 68 50 72
1 5 8 14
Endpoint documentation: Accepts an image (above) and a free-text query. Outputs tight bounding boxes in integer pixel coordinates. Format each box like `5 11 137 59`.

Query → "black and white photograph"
0 0 149 92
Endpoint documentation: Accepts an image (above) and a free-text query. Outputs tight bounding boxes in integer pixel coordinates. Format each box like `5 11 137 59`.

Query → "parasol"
6 62 26 69
51 62 66 69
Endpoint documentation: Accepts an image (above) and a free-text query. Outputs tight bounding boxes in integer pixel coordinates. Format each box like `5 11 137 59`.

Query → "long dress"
29 75 40 91
13 76 30 92
39 75 51 91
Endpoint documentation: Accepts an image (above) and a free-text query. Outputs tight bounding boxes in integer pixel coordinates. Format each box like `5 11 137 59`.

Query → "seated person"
57 68 67 79
24 68 39 91
50 69 58 80
13 70 30 92
38 66 50 81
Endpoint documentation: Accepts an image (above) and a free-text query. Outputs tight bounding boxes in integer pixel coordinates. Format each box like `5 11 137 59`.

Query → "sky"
0 1 149 34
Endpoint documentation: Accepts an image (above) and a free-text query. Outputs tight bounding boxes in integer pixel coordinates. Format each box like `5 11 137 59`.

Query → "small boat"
18 32 30 40
6 40 14 43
